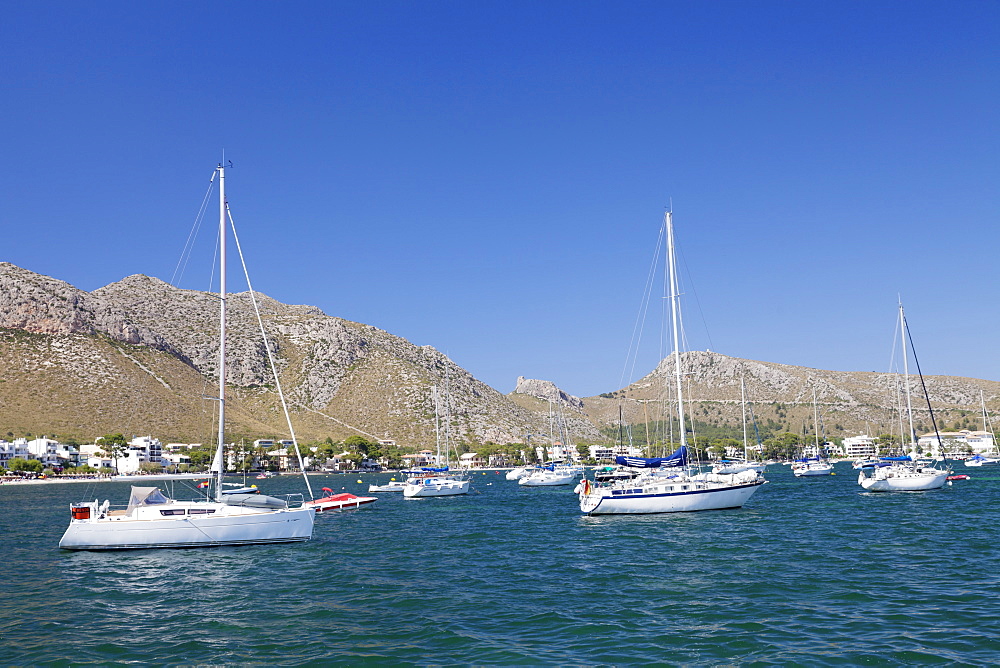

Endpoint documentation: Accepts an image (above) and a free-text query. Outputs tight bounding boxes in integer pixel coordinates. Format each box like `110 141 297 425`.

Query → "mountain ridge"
1 262 997 446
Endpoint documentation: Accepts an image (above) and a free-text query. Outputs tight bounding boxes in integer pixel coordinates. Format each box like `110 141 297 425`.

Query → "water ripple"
3 467 1000 664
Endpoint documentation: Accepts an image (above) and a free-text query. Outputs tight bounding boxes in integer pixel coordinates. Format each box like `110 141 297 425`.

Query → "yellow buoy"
357 479 363 484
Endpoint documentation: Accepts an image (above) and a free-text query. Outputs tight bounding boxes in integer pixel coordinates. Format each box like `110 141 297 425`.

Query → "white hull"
712 462 767 475
59 501 314 550
518 470 576 486
403 476 470 497
579 471 765 515
858 466 949 492
305 494 377 512
964 458 999 467
368 482 406 492
793 462 834 477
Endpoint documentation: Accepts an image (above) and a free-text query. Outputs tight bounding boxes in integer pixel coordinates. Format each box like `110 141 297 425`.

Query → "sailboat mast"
665 211 687 449
741 377 748 460
432 385 441 466
812 386 820 452
214 163 227 501
899 302 917 448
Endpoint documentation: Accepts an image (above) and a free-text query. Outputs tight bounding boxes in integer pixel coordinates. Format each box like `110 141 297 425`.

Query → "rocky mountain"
2 262 997 448
579 350 1000 440
0 263 601 446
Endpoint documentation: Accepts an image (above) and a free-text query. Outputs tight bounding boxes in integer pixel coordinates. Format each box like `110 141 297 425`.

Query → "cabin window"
188 508 217 515
159 509 186 516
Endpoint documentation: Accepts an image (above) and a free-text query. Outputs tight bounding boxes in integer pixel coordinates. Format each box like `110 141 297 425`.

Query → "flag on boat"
197 480 210 488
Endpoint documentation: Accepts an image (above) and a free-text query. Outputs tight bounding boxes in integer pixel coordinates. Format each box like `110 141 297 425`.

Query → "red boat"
947 474 970 481
304 488 378 512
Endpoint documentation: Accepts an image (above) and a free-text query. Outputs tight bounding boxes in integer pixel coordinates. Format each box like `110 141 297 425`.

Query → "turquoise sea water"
3 463 1000 666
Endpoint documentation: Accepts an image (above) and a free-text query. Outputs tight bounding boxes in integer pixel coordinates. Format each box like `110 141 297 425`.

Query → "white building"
842 435 878 459
0 439 32 469
588 443 644 462
918 430 995 457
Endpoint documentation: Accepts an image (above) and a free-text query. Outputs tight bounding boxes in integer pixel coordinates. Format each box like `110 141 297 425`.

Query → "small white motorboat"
304 488 377 512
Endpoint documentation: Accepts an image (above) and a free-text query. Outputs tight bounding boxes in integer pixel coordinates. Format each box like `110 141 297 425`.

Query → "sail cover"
616 446 687 469
126 486 171 515
880 456 912 462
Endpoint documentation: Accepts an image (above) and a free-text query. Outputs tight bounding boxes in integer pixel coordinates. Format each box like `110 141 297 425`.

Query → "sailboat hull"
59 505 315 550
402 477 470 497
858 468 949 492
580 475 766 515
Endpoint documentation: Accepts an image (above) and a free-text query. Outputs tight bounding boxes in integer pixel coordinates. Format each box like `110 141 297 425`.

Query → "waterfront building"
918 430 995 457
588 443 644 462
459 452 484 468
842 435 878 459
0 439 32 469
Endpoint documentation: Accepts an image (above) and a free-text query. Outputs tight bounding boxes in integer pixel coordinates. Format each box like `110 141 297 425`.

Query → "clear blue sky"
3 1 997 398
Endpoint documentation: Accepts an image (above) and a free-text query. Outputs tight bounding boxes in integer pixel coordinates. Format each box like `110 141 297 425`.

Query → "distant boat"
577 211 766 515
518 465 576 487
59 164 314 549
713 378 767 475
792 387 833 477
505 466 529 481
305 488 377 512
965 392 998 467
369 479 406 492
403 383 469 498
964 454 999 468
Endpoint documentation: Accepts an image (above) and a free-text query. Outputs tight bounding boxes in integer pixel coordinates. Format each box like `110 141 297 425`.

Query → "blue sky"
3 1 997 398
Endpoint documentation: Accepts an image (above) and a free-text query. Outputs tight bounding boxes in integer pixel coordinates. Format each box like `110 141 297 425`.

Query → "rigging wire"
227 203 314 500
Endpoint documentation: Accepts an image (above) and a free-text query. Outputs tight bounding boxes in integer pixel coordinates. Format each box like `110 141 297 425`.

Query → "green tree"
96 433 129 472
8 457 44 474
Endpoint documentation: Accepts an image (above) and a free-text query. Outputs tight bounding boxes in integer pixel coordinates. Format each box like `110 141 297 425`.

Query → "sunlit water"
3 464 999 665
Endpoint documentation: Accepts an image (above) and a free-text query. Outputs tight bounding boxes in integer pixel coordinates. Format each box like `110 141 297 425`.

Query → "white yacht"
577 211 766 515
60 164 314 549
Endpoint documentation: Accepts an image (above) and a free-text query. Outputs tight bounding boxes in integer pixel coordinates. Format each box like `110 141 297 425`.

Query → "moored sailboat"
59 163 315 549
577 210 766 515
858 302 949 492
403 384 470 498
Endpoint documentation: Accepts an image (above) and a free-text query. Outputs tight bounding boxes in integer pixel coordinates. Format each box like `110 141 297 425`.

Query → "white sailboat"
858 302 949 492
578 210 766 515
403 384 470 498
792 387 834 477
712 378 767 475
518 464 577 486
60 164 315 549
965 391 999 467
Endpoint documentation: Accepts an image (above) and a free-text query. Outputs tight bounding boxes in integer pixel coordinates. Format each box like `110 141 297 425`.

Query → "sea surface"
3 463 1000 666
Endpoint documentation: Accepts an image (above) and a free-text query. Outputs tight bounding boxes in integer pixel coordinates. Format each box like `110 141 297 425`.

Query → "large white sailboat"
59 164 315 549
578 211 766 515
858 303 949 492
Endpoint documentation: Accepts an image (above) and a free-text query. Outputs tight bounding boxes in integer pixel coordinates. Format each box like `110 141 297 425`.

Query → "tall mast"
665 211 687 449
812 386 820 453
741 377 748 460
900 302 916 448
214 163 227 501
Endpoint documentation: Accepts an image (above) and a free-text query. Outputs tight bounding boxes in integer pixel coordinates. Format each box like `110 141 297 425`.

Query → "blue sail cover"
421 467 449 472
879 456 912 462
794 456 820 463
616 446 687 469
